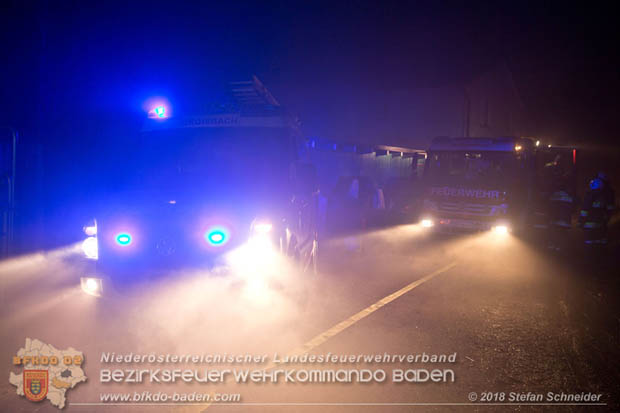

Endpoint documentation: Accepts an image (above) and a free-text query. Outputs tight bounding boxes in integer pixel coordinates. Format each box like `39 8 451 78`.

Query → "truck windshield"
128 127 292 198
425 151 519 188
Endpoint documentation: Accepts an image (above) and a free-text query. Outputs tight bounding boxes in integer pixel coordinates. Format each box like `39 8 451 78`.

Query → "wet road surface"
1 224 619 412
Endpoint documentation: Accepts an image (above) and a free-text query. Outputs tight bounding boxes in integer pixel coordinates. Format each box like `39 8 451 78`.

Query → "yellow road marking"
200 262 456 411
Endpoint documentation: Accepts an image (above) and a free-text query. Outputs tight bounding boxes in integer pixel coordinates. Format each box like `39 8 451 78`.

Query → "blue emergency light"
154 105 166 118
205 229 227 246
115 233 132 246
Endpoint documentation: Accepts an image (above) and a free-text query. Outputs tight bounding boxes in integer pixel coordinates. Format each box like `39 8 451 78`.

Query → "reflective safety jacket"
580 189 613 228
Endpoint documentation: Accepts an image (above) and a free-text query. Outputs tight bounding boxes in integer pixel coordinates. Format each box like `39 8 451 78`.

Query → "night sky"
1 1 619 153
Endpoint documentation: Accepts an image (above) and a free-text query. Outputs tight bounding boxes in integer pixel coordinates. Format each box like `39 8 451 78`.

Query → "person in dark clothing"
540 155 575 249
597 171 616 216
546 182 575 250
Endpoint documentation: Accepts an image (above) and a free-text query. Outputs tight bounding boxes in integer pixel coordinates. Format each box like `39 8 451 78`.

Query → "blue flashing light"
115 233 132 246
205 229 227 246
590 178 602 190
154 105 166 118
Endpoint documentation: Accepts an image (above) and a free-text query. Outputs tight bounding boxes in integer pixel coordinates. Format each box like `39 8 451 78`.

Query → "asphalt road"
1 223 619 412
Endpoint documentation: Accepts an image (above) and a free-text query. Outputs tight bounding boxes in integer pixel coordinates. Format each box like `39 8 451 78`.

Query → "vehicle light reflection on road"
445 228 544 283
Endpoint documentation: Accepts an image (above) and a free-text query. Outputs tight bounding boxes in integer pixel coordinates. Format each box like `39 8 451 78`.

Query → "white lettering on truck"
430 187 501 199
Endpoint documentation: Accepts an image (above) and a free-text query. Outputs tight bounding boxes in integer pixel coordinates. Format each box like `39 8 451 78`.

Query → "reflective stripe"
550 193 573 202
583 222 601 229
585 238 608 245
552 221 571 228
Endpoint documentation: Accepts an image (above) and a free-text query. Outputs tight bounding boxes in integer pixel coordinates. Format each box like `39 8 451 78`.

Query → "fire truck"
418 136 577 235
79 77 314 295
79 77 425 296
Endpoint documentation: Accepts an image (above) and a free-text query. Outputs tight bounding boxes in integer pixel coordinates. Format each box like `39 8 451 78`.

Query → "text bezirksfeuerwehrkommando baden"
100 368 455 384
100 352 458 365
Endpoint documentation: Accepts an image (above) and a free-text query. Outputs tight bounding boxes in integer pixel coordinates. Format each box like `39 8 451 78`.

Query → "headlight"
251 219 274 237
81 277 103 297
81 237 98 259
421 218 434 228
226 233 276 270
83 222 97 236
492 225 509 235
82 219 98 259
253 222 273 234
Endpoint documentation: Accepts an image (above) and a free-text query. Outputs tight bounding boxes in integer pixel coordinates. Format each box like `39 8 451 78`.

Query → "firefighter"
579 177 614 244
597 171 616 216
539 154 574 249
547 181 574 250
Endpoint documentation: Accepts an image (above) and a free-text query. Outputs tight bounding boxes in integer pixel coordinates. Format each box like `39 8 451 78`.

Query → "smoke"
0 225 564 412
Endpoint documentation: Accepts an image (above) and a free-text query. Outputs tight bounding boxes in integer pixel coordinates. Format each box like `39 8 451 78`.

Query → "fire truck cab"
419 136 537 234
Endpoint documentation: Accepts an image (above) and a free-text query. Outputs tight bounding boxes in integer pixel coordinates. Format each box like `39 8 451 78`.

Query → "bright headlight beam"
421 219 434 228
492 225 509 235
83 225 97 236
81 237 98 259
80 277 103 297
254 222 273 234
226 235 276 272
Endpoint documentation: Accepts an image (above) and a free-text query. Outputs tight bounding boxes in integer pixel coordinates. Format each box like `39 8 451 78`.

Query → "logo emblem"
24 370 48 402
